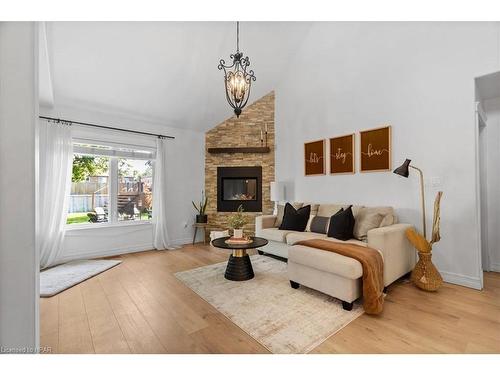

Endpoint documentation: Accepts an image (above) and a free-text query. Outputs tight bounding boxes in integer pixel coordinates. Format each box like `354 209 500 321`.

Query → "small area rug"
175 255 363 353
40 259 122 297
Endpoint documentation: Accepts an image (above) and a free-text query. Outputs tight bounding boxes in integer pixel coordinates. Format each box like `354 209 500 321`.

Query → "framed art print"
304 139 326 176
360 125 391 172
330 133 355 174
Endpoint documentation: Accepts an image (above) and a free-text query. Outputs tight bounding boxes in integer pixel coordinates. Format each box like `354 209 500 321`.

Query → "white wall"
275 22 500 289
40 103 205 262
0 22 39 351
484 97 500 272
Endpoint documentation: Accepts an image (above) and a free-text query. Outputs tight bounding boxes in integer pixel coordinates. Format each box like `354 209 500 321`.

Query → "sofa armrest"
367 223 416 286
255 215 277 236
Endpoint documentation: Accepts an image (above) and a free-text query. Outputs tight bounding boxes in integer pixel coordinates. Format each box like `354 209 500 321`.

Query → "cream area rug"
175 255 363 354
40 259 122 297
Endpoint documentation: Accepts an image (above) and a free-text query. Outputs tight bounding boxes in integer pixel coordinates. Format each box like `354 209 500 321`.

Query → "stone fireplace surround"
205 92 275 236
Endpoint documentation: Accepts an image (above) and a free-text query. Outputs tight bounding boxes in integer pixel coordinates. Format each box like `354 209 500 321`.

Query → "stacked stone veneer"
205 91 275 236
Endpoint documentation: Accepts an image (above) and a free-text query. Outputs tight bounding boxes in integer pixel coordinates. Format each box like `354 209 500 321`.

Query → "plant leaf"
192 201 200 212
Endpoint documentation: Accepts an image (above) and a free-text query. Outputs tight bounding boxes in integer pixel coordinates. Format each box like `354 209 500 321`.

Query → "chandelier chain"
236 21 239 53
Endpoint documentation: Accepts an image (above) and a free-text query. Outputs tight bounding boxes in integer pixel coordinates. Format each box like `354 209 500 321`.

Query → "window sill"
65 220 153 232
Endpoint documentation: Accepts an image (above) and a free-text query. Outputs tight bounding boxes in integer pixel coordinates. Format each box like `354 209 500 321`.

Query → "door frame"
474 101 488 286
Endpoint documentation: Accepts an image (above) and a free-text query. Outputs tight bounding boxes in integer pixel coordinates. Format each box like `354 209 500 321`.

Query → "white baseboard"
490 263 500 272
59 237 196 263
440 271 482 290
59 243 154 263
171 237 194 246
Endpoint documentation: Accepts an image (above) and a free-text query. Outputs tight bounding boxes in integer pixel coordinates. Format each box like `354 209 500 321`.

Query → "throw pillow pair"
279 202 355 241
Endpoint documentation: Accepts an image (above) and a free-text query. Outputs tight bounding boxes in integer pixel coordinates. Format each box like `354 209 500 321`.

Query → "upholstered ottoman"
287 244 364 310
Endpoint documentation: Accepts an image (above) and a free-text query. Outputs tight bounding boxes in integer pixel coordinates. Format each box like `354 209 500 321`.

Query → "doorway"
475 71 500 276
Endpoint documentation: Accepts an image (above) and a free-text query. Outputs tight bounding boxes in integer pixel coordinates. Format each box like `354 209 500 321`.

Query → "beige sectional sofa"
255 203 416 310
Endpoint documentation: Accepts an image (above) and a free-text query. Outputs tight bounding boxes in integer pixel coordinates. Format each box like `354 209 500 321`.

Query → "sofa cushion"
289 245 363 279
259 228 296 243
286 231 328 245
275 202 303 227
303 203 319 216
317 204 344 218
317 204 364 220
286 231 368 246
323 236 368 248
279 203 311 231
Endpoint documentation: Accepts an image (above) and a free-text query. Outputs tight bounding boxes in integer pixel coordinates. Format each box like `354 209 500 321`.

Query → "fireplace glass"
222 178 257 201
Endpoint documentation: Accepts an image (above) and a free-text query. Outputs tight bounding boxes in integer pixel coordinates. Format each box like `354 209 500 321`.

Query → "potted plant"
227 204 247 238
192 191 208 223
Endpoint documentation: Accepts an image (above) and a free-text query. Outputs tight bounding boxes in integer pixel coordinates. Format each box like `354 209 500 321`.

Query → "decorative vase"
404 191 444 292
411 252 443 291
233 228 243 239
196 214 208 223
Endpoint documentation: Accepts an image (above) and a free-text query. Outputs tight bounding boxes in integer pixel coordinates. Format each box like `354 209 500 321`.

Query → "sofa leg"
342 301 353 311
257 250 264 255
290 280 300 289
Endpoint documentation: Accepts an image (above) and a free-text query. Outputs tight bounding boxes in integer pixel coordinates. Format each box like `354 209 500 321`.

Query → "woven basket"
411 252 443 291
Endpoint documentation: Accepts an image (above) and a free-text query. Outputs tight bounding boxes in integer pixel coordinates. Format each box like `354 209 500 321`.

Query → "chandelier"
218 22 256 118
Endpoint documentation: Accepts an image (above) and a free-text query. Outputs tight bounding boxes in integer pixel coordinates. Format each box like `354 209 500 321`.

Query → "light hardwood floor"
40 244 500 354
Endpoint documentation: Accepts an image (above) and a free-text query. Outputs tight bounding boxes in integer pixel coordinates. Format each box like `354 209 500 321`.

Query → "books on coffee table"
225 237 253 245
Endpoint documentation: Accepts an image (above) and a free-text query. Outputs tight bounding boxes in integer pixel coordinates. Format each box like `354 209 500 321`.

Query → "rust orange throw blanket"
296 239 384 315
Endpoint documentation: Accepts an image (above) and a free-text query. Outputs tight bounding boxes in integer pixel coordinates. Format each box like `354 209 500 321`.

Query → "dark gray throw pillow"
327 206 355 241
310 216 329 234
279 203 311 232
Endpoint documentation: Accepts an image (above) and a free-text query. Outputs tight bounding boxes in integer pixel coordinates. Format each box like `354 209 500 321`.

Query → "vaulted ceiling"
41 22 312 131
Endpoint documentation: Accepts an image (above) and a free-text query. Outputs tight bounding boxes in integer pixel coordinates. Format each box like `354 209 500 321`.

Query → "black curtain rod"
39 116 175 139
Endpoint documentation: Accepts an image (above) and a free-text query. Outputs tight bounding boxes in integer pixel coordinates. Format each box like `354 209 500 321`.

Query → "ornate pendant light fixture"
218 21 256 118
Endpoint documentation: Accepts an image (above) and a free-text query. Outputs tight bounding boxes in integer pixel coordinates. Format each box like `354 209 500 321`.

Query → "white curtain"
153 137 174 250
39 121 73 269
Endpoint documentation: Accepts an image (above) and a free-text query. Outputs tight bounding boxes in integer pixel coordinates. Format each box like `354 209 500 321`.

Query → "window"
67 141 154 226
117 159 153 222
68 154 110 224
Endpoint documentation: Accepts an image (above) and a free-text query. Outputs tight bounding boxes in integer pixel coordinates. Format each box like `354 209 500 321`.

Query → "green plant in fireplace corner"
192 190 208 223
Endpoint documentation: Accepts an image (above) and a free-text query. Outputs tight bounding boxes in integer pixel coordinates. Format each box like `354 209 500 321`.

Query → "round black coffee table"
211 236 268 281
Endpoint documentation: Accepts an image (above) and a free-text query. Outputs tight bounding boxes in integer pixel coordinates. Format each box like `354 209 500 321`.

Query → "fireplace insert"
217 166 262 212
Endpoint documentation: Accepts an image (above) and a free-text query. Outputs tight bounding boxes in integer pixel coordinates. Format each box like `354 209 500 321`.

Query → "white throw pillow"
305 215 316 232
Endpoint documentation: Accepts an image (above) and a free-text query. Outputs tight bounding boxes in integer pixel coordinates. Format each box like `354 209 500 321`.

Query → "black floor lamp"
394 159 445 291
393 159 426 238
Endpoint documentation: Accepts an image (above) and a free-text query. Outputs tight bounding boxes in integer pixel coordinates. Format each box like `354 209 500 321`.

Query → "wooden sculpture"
405 191 443 291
